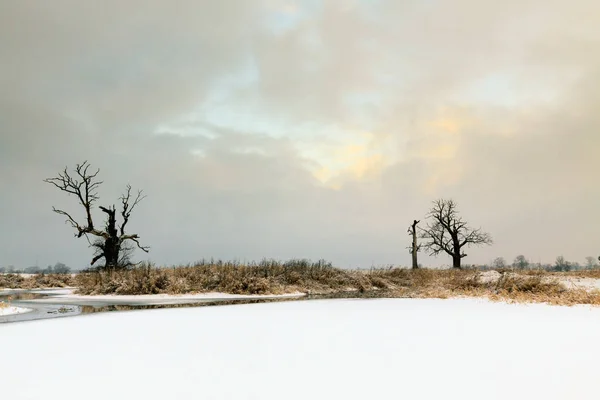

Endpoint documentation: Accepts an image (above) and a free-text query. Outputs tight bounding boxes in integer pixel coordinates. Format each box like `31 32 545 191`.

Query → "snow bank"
475 270 502 283
474 271 600 293
29 288 77 295
559 277 600 291
0 305 32 316
0 273 35 278
2 298 600 400
29 290 306 305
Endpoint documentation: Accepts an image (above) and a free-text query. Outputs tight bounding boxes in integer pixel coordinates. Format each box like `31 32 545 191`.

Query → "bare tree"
420 199 492 269
512 255 529 270
554 256 572 272
585 256 599 270
44 161 149 269
407 220 421 269
491 257 506 269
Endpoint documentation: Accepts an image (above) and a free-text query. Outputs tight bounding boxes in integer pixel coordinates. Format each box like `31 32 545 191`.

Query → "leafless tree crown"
44 161 149 268
420 199 492 268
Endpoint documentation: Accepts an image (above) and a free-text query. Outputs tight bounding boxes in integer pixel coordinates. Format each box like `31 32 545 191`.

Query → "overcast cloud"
1 0 598 269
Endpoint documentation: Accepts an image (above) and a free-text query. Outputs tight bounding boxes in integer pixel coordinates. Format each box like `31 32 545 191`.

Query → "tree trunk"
452 254 462 269
411 230 418 269
100 206 121 269
411 246 419 269
451 234 462 269
103 237 120 269
410 220 420 269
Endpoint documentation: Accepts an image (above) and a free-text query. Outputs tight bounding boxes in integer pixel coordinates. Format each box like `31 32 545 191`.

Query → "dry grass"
0 274 25 289
489 268 600 280
75 260 370 295
0 273 74 290
3 261 596 307
73 260 600 307
400 269 600 306
553 270 600 279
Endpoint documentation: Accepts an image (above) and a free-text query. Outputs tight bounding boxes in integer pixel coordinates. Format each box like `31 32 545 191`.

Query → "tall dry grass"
0 273 74 289
75 259 370 295
3 261 597 306
73 260 600 306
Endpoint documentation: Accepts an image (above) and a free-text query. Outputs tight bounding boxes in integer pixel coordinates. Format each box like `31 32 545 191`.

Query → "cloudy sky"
1 0 598 270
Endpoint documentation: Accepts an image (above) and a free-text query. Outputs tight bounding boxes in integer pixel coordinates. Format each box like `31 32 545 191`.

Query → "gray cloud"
1 1 599 270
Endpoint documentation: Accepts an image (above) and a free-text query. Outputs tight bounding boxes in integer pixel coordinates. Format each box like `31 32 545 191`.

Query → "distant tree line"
0 262 71 275
473 255 600 272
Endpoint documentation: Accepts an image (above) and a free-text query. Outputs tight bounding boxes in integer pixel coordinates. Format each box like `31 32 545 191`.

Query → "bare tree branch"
119 184 146 236
120 234 150 253
44 160 103 235
420 223 455 257
459 227 492 248
51 207 83 233
90 253 105 266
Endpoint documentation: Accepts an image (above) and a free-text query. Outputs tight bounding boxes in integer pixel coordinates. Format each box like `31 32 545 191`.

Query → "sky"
1 0 599 270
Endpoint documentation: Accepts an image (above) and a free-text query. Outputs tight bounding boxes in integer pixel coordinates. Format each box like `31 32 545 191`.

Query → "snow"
475 270 502 283
29 288 77 295
0 273 35 278
0 305 32 316
27 289 306 305
559 277 600 291
1 288 76 295
473 271 600 293
2 298 600 399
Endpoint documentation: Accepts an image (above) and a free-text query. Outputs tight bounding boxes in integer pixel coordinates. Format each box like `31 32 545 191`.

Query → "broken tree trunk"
409 220 420 269
99 206 121 269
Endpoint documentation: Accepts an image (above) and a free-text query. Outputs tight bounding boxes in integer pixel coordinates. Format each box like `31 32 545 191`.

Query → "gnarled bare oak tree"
44 161 149 269
420 199 492 269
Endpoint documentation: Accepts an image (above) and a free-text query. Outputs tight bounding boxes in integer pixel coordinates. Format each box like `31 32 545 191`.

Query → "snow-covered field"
0 305 32 316
2 298 600 399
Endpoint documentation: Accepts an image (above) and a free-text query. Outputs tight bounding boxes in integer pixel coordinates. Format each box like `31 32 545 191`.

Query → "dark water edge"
0 289 396 324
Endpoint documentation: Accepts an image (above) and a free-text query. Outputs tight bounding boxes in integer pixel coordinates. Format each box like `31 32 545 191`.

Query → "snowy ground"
558 277 600 291
0 305 32 316
24 289 306 305
2 298 600 400
0 273 78 278
476 271 600 292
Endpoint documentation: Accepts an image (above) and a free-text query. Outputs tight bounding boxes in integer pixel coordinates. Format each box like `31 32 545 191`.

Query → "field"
4 263 600 399
3 260 600 307
2 298 600 400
